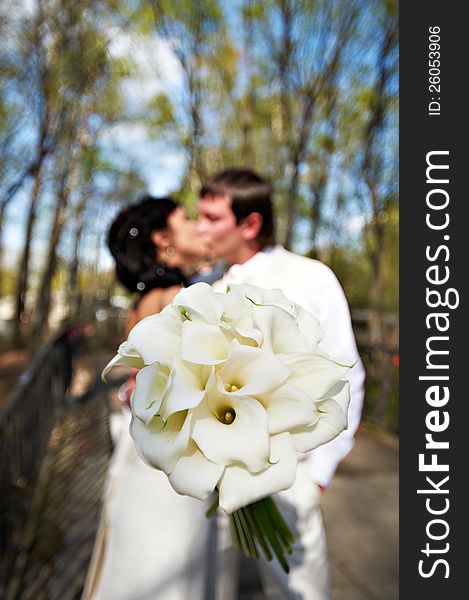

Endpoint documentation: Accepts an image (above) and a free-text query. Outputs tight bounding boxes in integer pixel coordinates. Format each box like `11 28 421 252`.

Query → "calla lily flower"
103 282 352 514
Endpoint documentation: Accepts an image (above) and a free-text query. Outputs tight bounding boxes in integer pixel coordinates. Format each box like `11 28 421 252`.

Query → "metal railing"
0 327 81 593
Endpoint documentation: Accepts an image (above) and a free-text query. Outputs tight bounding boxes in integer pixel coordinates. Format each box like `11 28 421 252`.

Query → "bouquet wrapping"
103 282 351 571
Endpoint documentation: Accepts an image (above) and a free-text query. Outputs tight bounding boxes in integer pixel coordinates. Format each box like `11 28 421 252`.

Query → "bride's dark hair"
107 195 186 294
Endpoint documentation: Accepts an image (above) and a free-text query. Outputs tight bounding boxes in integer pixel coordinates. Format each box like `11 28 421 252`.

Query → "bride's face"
165 206 208 265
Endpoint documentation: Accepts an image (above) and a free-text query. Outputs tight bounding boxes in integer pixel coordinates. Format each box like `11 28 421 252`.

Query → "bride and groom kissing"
83 167 365 600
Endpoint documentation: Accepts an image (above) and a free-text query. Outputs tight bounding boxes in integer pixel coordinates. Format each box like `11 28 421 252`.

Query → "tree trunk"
309 172 327 258
242 5 256 166
368 213 390 423
0 202 7 298
186 64 205 192
12 151 46 345
283 96 316 249
68 189 88 319
32 144 80 338
283 163 299 250
361 18 398 423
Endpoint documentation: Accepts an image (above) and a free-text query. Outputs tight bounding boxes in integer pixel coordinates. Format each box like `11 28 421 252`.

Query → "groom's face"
196 194 244 264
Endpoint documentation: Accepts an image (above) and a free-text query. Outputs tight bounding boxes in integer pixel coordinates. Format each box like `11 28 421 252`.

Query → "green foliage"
0 266 16 297
363 200 399 312
148 93 176 129
322 246 373 310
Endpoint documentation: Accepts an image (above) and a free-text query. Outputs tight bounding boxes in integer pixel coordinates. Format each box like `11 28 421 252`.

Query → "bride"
82 196 214 600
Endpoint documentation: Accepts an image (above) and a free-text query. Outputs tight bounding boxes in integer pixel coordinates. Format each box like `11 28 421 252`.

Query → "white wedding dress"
82 407 212 600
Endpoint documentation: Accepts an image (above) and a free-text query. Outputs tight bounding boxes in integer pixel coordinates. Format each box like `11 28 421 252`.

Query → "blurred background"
0 0 398 598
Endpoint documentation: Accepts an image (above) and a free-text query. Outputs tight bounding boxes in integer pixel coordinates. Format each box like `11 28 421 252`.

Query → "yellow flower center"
225 383 239 392
223 409 236 424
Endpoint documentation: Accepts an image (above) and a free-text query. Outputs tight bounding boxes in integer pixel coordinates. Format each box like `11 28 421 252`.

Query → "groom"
197 168 365 599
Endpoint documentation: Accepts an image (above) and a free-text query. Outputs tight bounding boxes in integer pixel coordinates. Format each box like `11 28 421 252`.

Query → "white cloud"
1 0 36 20
107 27 184 111
99 121 187 194
99 121 149 146
344 214 366 234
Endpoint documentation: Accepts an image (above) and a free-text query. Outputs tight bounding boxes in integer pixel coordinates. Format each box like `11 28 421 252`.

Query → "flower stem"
227 496 295 573
263 496 295 545
242 506 272 561
234 510 258 559
252 499 291 573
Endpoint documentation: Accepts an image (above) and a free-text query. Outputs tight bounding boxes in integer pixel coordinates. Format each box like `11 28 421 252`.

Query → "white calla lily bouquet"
103 282 351 572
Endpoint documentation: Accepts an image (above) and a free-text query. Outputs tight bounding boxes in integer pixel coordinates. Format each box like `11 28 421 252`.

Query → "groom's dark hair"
200 168 275 249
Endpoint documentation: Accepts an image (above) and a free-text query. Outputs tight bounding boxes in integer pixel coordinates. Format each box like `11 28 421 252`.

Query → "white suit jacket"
212 245 365 487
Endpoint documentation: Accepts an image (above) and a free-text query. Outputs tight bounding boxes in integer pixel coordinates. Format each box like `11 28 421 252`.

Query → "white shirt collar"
228 245 276 276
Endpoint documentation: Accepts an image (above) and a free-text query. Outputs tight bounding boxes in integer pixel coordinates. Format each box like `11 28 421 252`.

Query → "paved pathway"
322 429 399 600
